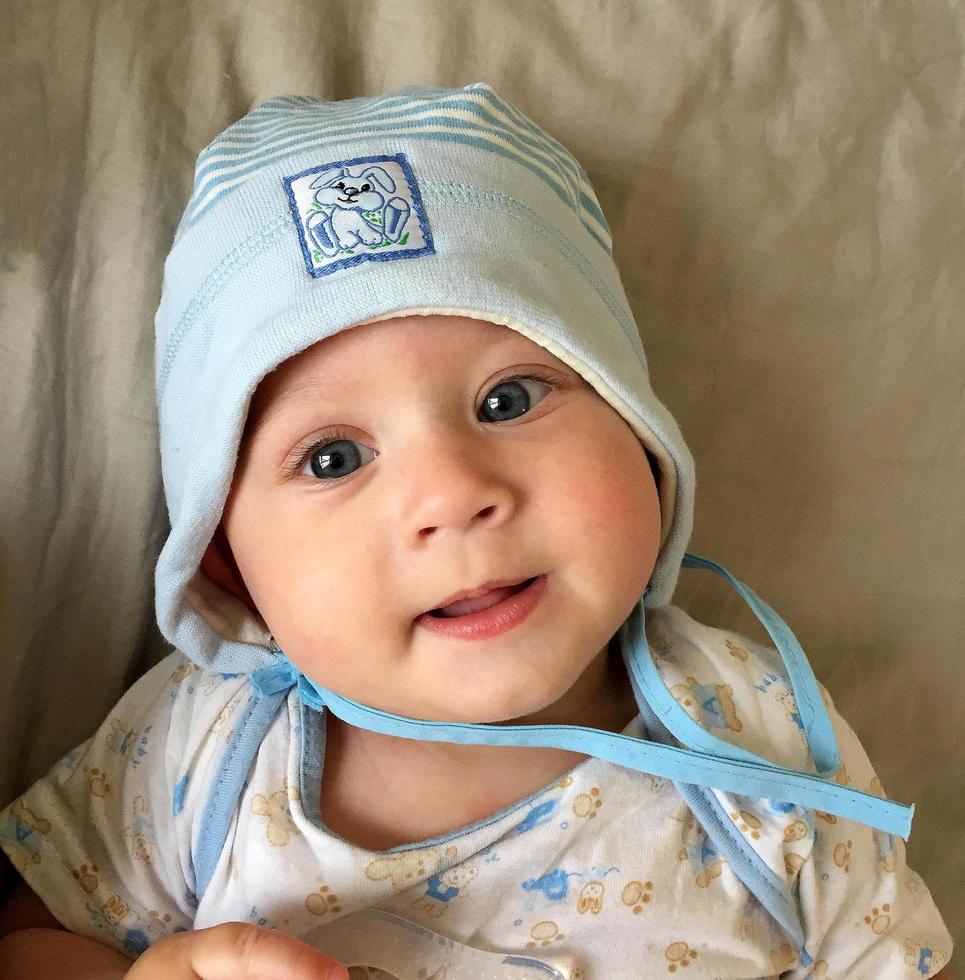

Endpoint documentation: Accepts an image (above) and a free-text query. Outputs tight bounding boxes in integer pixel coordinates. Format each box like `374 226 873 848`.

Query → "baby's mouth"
429 577 538 619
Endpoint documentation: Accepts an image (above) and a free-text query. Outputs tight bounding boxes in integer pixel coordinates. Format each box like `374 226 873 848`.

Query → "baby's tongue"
437 584 518 618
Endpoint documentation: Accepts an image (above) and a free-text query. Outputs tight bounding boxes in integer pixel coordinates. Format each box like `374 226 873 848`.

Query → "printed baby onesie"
0 604 953 978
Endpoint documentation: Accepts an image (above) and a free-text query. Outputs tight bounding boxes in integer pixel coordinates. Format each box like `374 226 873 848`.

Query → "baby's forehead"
244 315 574 437
285 315 547 374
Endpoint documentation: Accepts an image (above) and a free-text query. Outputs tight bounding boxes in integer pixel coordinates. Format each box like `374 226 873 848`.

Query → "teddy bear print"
146 909 174 938
784 852 806 877
210 699 240 737
304 882 342 917
572 786 603 820
773 688 807 746
11 799 51 836
72 862 99 893
834 764 852 787
91 894 158 957
724 638 749 662
862 903 892 934
833 838 853 871
99 891 132 927
621 879 655 913
3 801 51 867
409 862 480 919
668 681 703 723
125 796 157 865
784 818 808 843
576 879 605 915
525 919 567 949
169 660 198 685
665 940 698 972
672 804 725 888
669 677 743 733
105 719 135 757
904 868 926 895
730 809 762 841
770 942 798 972
647 629 676 660
251 787 299 846
867 775 886 796
365 844 459 891
85 767 111 799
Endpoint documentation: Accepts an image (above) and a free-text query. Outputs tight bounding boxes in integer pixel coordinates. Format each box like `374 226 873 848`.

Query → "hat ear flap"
200 522 257 614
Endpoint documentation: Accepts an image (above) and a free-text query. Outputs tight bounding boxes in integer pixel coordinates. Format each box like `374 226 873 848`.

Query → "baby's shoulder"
86 648 263 794
643 604 822 773
161 650 255 737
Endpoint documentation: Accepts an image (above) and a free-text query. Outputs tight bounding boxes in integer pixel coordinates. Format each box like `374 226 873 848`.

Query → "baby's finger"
125 921 350 980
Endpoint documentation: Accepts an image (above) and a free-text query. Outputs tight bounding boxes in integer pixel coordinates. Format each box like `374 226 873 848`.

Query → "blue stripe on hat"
175 86 611 252
194 97 585 221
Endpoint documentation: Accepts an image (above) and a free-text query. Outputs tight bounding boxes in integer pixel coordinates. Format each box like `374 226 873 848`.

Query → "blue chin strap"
193 552 913 955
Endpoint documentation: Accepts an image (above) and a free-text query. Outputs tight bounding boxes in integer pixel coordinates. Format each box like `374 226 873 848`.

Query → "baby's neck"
317 650 639 851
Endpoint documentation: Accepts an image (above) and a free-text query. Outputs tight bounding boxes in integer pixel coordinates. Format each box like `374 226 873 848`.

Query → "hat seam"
157 214 290 401
422 180 639 359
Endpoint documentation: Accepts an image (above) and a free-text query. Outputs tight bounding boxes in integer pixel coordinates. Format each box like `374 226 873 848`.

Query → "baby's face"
218 313 661 724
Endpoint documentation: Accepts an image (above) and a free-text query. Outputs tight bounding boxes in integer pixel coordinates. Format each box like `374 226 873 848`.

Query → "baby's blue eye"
305 438 371 481
480 377 547 423
296 375 554 483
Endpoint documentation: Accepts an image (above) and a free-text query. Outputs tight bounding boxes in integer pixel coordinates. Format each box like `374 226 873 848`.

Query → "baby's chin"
401 690 581 728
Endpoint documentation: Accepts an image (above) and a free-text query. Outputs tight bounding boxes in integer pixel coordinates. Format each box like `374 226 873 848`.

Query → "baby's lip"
421 574 539 617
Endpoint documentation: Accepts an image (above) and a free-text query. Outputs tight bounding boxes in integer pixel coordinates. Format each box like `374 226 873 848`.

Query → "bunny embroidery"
284 153 434 277
308 164 410 255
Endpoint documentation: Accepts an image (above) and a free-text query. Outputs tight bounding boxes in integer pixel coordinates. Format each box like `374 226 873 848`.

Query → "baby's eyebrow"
247 341 562 441
247 376 333 441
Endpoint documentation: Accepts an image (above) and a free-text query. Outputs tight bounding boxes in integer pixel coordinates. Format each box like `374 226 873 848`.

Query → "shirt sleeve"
0 650 250 959
783 682 955 979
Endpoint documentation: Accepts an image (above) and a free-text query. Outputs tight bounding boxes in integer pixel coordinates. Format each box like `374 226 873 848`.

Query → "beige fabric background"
3 0 962 955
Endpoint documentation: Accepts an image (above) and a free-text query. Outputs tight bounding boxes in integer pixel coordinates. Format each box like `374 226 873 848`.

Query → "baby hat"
154 82 697 674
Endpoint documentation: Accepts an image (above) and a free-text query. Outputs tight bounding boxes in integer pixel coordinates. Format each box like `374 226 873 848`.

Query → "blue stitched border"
192 689 288 901
635 693 807 950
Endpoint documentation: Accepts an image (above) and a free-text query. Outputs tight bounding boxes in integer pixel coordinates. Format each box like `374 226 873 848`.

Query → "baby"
0 83 955 979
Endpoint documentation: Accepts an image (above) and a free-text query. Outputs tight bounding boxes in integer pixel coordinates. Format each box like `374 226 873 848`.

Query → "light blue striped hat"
154 82 696 674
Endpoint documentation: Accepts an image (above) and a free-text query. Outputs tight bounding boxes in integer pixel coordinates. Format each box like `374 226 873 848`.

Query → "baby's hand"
124 921 350 980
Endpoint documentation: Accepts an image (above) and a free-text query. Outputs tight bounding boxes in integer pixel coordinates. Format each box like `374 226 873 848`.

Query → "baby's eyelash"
285 425 354 480
283 370 561 480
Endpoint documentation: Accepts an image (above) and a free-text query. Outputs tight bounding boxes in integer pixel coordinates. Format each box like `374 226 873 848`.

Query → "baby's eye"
299 435 376 482
478 375 553 424
292 375 556 483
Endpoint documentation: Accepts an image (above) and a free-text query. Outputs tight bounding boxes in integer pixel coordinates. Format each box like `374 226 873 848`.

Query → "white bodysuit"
0 604 953 979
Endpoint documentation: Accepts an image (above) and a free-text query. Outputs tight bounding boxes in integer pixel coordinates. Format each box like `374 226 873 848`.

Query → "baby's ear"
200 522 257 614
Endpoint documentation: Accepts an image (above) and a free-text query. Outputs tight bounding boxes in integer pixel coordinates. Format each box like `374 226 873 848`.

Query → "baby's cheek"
597 468 657 544
558 432 661 593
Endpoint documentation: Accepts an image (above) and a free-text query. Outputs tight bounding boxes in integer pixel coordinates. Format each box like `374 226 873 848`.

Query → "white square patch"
283 153 435 278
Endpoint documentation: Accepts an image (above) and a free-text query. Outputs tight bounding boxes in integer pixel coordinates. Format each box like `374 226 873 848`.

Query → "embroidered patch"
283 153 434 278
